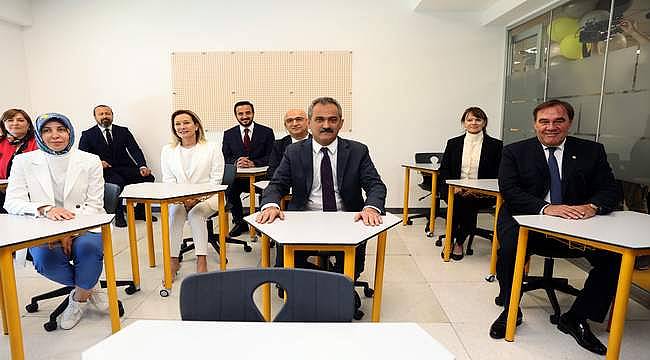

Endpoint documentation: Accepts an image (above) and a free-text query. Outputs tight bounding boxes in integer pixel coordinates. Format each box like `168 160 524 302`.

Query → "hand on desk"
45 207 76 221
236 157 255 168
256 206 285 224
543 204 596 220
354 207 383 226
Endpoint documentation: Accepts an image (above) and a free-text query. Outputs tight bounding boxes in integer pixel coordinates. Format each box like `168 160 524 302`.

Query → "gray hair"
308 97 342 120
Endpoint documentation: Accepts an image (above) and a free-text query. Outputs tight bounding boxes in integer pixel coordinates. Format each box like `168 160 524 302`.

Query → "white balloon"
561 0 598 19
597 33 629 54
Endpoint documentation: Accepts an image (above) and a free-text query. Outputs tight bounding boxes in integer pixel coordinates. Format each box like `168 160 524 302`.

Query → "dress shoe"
489 308 523 339
114 216 127 228
228 222 249 237
557 313 607 355
450 248 464 261
135 213 157 222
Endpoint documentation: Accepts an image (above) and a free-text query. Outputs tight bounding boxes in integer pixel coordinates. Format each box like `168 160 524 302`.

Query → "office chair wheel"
44 320 58 332
159 288 170 297
180 242 188 250
426 232 434 238
466 248 474 256
25 303 38 313
118 300 125 317
244 244 253 252
494 295 504 306
485 274 496 283
435 239 442 247
550 314 560 325
406 219 413 225
124 284 139 295
353 309 364 320
363 287 374 298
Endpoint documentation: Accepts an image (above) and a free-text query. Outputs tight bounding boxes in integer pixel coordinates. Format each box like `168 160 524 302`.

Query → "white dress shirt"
539 139 565 214
179 145 196 178
98 124 113 144
460 131 483 180
307 138 343 211
239 122 255 142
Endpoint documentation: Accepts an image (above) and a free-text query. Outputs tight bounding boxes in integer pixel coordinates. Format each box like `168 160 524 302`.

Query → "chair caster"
485 274 496 282
160 288 170 297
353 309 364 320
44 320 58 332
118 300 125 317
426 232 434 238
244 244 253 252
25 302 38 313
405 219 413 225
550 314 560 325
125 284 140 295
435 239 442 247
466 248 474 256
363 287 374 298
494 295 503 306
180 242 188 250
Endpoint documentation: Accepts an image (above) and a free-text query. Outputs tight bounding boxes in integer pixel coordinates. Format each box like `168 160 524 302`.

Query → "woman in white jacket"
161 110 224 275
4 113 107 330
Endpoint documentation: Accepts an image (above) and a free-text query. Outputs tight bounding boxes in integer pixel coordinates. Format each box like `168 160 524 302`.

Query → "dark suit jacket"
267 135 293 178
439 133 503 199
498 136 620 227
78 124 148 168
261 137 387 213
221 123 275 167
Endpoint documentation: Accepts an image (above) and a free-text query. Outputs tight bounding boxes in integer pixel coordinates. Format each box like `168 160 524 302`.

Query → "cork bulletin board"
171 50 353 132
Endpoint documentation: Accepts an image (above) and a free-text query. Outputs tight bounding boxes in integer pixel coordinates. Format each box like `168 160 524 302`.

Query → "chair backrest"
180 268 355 322
103 183 121 214
222 163 236 186
414 152 443 190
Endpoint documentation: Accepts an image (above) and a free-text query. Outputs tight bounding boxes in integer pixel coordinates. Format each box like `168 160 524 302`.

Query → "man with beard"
79 105 155 227
222 100 275 237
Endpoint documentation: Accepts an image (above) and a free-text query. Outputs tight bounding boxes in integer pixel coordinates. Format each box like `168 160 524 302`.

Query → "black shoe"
229 222 249 237
114 216 127 228
489 309 523 339
135 213 157 222
557 313 607 355
495 294 504 307
451 248 464 261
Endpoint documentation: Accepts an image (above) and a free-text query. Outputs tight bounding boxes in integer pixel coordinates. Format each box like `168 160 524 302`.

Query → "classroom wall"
21 0 506 208
0 20 30 112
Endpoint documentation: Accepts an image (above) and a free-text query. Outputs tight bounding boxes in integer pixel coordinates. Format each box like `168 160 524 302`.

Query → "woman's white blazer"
160 141 224 211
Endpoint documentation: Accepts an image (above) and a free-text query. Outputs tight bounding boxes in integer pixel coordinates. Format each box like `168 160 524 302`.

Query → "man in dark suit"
222 100 275 236
78 105 155 227
267 108 310 178
256 96 387 279
490 99 621 355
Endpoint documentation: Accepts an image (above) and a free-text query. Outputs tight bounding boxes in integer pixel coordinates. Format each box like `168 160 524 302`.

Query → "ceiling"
414 0 502 12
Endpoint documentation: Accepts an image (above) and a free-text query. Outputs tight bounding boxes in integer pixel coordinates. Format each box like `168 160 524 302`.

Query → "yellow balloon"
550 17 579 43
560 34 582 60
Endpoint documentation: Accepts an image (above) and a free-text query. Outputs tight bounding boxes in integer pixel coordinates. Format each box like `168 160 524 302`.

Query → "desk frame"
401 165 437 235
237 170 267 239
505 226 650 360
0 224 120 360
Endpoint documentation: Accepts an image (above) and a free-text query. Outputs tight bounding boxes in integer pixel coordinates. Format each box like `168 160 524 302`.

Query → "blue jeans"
29 232 104 290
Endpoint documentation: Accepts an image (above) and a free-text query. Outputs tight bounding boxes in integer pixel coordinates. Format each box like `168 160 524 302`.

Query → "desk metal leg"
261 234 271 321
0 264 7 335
606 250 635 360
160 203 173 295
126 200 141 289
402 168 410 225
145 203 155 267
0 248 24 360
218 193 227 270
249 176 256 239
101 224 121 333
372 232 388 322
343 247 356 280
443 186 455 262
487 195 502 282
429 172 437 236
505 227 528 341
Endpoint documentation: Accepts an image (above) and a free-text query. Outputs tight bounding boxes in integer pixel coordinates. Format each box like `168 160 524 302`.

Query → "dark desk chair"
405 152 445 238
180 268 354 322
25 183 125 331
178 164 252 264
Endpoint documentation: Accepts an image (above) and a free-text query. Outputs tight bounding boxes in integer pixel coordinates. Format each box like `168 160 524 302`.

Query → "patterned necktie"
547 147 562 204
105 128 113 148
243 128 251 153
320 147 337 212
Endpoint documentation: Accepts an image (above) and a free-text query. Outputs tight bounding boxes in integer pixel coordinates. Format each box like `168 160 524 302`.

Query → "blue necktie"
547 147 562 204
320 147 337 212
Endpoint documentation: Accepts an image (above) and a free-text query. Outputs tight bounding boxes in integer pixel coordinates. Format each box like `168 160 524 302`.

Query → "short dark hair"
1 108 35 141
233 101 254 115
308 97 343 120
460 107 488 133
533 99 574 121
93 104 113 117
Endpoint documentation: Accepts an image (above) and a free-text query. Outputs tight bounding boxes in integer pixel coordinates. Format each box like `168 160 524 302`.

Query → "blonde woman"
161 110 224 274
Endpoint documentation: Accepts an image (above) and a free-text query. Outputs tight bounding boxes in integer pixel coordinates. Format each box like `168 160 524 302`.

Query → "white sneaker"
59 291 87 330
88 286 110 313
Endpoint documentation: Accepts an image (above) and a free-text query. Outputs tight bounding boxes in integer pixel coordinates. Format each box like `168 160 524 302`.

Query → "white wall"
23 0 506 208
0 0 32 26
0 20 29 112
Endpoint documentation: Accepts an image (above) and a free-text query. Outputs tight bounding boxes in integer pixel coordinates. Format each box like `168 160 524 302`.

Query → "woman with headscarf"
0 109 38 212
4 113 108 330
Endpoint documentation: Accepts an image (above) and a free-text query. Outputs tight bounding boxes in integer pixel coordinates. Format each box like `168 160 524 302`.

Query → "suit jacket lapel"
336 138 350 187
301 139 313 194
531 139 550 190
561 137 577 199
31 152 55 202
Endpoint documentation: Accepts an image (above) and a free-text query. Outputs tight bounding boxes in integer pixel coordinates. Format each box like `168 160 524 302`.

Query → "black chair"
178 164 252 264
25 182 126 331
405 152 446 238
180 268 354 322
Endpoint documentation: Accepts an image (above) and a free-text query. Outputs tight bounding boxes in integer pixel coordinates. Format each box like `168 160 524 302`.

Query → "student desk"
245 211 401 322
401 163 439 236
120 183 227 297
82 320 454 359
505 211 650 360
236 166 268 239
0 214 119 360
254 180 292 209
442 179 502 281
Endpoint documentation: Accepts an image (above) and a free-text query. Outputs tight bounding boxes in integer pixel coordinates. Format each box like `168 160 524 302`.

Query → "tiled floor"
1 213 648 359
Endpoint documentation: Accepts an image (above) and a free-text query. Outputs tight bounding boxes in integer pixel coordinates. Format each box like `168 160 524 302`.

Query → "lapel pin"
571 155 576 159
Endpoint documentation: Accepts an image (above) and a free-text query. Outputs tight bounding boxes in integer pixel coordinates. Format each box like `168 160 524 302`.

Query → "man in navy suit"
490 100 621 355
222 100 275 236
78 105 155 227
267 108 310 178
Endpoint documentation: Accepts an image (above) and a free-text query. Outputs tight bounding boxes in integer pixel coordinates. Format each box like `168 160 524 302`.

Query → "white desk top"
244 211 401 245
446 179 499 193
401 162 439 171
237 166 268 174
82 320 454 360
514 211 650 250
120 182 227 200
254 180 269 190
0 214 114 248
